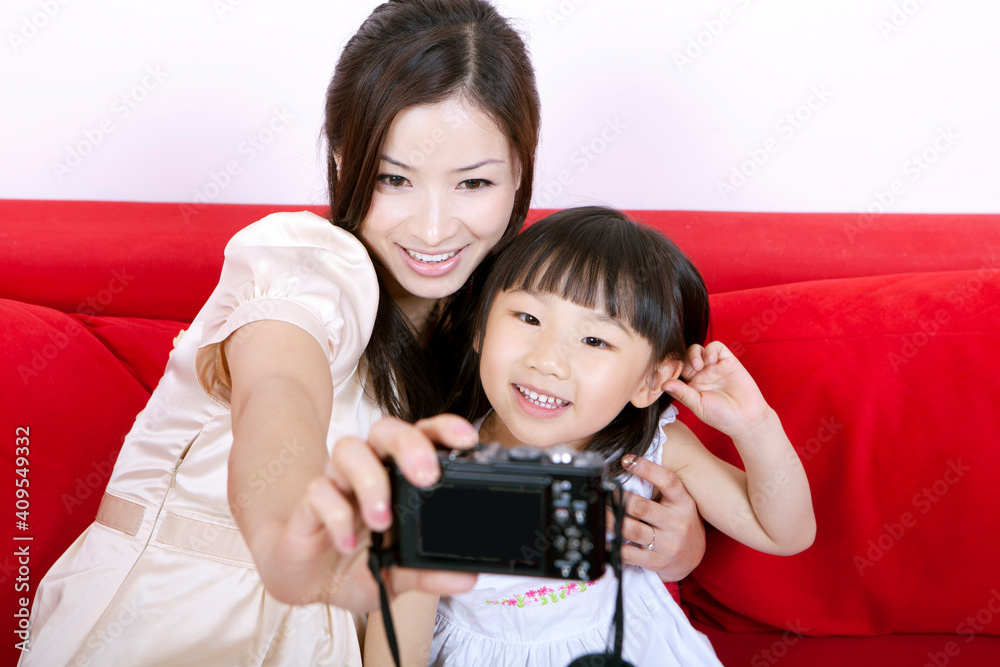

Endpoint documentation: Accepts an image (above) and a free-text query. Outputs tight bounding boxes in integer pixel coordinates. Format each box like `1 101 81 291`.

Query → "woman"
22 2 704 665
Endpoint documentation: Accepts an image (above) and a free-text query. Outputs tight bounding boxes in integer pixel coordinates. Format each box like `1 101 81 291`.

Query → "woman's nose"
409 192 458 247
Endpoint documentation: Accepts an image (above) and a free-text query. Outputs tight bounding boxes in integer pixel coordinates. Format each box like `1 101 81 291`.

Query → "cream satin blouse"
22 212 382 667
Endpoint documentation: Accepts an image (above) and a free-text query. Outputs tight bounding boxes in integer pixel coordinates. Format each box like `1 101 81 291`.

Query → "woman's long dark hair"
454 206 711 475
324 0 540 420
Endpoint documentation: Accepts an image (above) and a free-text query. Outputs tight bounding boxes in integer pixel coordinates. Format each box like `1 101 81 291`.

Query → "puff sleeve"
194 211 379 405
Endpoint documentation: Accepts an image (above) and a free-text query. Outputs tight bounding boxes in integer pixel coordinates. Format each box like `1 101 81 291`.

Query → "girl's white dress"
430 406 723 667
21 212 382 667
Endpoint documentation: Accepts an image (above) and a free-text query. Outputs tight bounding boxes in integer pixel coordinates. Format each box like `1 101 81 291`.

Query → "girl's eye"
459 178 493 190
583 336 608 348
516 312 540 326
378 174 409 188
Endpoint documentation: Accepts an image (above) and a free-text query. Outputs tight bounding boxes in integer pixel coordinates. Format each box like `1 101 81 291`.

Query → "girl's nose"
525 334 569 379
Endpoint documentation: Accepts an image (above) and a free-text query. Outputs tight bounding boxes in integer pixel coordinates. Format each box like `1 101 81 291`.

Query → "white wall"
2 0 998 213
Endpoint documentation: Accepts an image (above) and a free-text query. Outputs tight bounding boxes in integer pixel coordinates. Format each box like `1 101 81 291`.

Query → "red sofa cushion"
4 199 998 319
680 267 1000 636
1 300 183 597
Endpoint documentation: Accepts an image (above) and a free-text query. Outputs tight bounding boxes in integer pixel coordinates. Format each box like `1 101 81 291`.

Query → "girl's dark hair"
324 0 540 420
454 206 710 475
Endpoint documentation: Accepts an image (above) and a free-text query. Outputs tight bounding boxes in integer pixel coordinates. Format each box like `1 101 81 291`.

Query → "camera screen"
419 485 543 564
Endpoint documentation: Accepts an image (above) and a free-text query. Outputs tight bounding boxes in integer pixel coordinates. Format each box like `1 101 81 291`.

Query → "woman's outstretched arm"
225 319 476 610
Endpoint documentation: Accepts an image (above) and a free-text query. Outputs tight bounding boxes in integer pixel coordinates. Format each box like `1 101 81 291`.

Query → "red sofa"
3 199 1000 666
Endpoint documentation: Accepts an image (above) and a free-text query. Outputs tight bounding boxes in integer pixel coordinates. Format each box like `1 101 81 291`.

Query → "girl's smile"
510 382 572 416
478 290 662 450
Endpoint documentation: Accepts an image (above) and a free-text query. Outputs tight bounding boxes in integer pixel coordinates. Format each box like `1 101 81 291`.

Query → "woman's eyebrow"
379 154 413 170
453 158 505 172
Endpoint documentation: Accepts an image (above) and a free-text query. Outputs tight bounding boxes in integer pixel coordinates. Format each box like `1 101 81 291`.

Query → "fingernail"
453 424 479 446
622 454 638 470
372 500 389 524
416 463 439 487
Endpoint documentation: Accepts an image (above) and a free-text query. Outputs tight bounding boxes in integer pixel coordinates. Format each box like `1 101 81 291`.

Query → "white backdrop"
2 0 998 213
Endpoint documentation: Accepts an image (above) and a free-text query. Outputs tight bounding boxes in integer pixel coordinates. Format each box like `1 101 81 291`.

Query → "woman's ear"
332 151 342 174
629 358 683 408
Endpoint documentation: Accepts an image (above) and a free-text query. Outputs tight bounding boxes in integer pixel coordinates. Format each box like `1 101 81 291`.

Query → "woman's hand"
662 341 773 439
276 414 481 611
606 455 706 581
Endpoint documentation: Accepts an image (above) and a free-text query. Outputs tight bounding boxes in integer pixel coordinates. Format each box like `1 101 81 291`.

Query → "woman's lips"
397 244 467 277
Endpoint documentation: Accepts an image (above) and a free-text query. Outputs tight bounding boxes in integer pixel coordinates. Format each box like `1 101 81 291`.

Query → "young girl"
364 206 816 666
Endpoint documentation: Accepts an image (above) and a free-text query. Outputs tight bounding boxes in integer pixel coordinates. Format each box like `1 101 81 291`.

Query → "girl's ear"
333 151 342 174
629 358 684 409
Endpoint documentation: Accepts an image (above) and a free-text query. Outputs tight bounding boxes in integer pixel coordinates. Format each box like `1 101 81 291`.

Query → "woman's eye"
583 336 608 348
459 178 492 190
516 312 540 326
378 174 408 188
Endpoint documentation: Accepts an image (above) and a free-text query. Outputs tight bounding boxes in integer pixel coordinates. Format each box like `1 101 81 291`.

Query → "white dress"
20 212 383 667
430 407 723 667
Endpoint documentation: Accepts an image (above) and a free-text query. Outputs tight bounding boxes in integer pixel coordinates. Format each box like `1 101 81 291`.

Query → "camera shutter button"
508 445 543 461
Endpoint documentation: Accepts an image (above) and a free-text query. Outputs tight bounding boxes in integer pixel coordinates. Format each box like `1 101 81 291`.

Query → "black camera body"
387 442 610 581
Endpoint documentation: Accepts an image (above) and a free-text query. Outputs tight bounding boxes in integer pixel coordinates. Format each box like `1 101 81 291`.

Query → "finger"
681 344 706 380
386 567 478 598
623 455 688 506
328 436 393 531
648 464 697 512
364 417 445 488
703 340 734 363
412 413 480 450
288 476 359 553
661 379 703 417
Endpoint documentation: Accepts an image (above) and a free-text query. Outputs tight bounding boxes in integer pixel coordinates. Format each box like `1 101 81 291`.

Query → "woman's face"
359 96 519 327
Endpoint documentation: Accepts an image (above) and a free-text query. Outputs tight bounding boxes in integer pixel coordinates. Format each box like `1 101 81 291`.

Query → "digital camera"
386 442 611 581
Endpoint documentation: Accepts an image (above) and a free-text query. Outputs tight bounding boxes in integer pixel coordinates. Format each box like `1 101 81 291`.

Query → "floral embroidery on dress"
484 572 608 609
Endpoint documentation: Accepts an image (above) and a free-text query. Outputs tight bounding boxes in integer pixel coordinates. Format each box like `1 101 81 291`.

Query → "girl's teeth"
406 249 458 263
516 385 568 409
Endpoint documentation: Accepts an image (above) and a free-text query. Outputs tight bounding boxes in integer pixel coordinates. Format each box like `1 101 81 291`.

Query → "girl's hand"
606 455 706 581
272 414 479 611
661 341 772 438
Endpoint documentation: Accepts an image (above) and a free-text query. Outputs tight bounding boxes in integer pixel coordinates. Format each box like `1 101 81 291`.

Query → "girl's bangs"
501 237 637 326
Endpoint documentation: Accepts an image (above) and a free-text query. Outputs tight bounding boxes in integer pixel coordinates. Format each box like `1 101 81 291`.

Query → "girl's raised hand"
606 456 706 581
661 341 772 438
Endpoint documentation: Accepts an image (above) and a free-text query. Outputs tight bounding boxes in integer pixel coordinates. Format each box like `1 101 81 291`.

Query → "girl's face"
478 289 667 451
359 96 519 327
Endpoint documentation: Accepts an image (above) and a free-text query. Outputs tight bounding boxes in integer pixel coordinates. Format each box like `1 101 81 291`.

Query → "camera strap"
567 481 635 667
367 484 635 667
368 530 402 666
